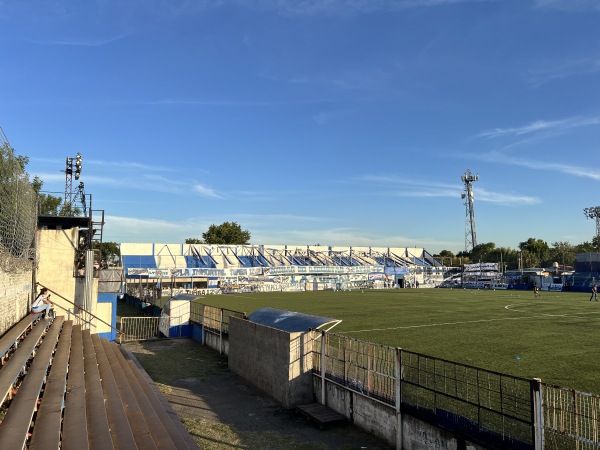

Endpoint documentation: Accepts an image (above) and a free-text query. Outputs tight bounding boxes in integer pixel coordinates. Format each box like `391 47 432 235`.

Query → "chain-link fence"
0 141 37 274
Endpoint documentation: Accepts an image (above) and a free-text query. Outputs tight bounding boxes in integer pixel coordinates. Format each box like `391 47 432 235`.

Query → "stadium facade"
120 243 443 298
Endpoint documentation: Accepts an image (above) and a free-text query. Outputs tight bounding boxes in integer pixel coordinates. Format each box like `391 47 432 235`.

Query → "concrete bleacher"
0 315 199 449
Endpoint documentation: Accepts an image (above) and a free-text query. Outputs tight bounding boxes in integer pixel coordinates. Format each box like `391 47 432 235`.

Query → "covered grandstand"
120 243 443 298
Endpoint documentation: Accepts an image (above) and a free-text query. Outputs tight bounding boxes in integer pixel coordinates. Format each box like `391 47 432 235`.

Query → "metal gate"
120 317 161 341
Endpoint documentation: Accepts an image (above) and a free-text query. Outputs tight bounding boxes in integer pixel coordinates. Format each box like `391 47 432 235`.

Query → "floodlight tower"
584 206 600 240
64 152 82 212
461 169 479 253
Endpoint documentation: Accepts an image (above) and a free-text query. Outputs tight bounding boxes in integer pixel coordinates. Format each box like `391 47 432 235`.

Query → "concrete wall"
0 269 32 336
36 228 99 324
228 317 314 408
315 377 488 450
192 324 230 356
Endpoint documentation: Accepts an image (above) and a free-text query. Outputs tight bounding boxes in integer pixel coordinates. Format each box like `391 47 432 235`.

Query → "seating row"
0 315 199 449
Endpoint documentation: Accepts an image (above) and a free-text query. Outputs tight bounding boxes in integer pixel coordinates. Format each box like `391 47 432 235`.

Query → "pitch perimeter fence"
311 330 600 450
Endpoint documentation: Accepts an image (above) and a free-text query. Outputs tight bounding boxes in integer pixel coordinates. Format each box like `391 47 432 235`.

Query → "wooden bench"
0 320 48 406
29 320 73 450
118 345 200 450
61 325 89 450
0 314 38 365
91 330 138 449
0 318 64 449
81 329 113 450
104 338 179 450
0 317 201 450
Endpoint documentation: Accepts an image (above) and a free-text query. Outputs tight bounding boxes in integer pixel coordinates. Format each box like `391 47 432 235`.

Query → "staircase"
0 314 199 449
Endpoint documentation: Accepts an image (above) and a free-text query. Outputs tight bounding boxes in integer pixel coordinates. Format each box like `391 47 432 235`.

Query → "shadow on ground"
123 339 391 450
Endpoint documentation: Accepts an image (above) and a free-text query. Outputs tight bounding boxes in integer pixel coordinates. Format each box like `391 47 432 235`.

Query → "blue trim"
98 293 117 342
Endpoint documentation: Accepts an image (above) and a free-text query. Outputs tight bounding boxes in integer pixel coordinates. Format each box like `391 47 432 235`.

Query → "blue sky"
2 0 600 254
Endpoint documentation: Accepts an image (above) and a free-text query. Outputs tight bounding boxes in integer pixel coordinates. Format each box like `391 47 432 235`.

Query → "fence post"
219 308 224 355
531 377 544 450
395 348 403 450
201 304 205 345
320 330 326 405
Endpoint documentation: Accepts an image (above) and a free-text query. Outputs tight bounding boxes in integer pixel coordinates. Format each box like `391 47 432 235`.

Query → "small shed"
159 293 200 338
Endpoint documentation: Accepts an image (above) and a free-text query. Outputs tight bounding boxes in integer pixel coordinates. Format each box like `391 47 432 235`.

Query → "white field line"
342 302 600 334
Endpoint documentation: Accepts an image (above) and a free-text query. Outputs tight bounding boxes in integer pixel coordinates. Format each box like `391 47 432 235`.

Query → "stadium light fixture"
75 152 82 180
584 206 600 239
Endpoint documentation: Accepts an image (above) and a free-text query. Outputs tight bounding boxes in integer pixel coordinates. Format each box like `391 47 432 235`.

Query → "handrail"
36 282 124 343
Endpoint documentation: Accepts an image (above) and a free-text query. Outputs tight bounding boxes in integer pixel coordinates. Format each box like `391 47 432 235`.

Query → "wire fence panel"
312 331 534 450
402 350 533 447
543 383 600 450
120 317 161 341
0 143 37 273
190 303 245 335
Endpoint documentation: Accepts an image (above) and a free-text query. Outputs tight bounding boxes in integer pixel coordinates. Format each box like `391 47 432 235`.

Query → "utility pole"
461 169 479 253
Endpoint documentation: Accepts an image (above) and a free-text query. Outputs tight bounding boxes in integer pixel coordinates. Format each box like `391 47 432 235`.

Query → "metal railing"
312 330 537 450
120 317 161 342
542 383 600 449
37 283 124 342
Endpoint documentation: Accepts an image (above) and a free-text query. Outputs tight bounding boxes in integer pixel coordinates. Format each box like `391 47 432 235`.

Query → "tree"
551 242 576 269
202 222 251 245
185 238 203 244
471 242 496 262
519 238 550 267
593 236 600 252
93 241 121 266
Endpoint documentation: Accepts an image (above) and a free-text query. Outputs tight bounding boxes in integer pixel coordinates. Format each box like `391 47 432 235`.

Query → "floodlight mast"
461 169 479 253
583 206 600 240
64 152 83 214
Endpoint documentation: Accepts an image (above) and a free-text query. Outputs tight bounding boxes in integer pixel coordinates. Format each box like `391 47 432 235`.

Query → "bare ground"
123 339 391 450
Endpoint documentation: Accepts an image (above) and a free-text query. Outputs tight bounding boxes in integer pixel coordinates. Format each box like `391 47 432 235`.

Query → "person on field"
590 284 598 302
31 287 54 318
534 284 540 297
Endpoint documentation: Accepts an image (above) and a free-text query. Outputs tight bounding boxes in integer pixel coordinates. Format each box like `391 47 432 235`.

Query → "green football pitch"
200 288 600 394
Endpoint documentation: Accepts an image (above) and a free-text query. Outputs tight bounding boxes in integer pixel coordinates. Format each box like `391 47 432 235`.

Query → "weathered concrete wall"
228 317 314 408
36 228 99 322
36 229 79 305
0 269 32 336
315 377 489 450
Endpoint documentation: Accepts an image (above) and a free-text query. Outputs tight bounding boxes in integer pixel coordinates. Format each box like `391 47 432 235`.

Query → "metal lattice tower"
584 206 600 239
461 169 479 253
64 152 82 212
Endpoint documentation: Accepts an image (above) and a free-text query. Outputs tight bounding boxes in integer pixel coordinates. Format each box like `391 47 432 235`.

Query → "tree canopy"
201 222 251 245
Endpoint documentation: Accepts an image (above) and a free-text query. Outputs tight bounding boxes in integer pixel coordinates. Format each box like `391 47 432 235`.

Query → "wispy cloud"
473 151 600 181
533 0 600 12
473 116 600 140
140 98 336 107
311 109 353 125
360 174 539 206
475 187 540 205
238 0 495 16
193 183 223 199
529 57 600 86
28 33 131 47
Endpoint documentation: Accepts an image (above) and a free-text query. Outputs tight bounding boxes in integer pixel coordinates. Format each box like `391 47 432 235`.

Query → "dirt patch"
123 339 390 450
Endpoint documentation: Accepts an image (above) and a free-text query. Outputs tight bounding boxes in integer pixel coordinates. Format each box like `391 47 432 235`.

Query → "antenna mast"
461 169 479 253
584 206 600 240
